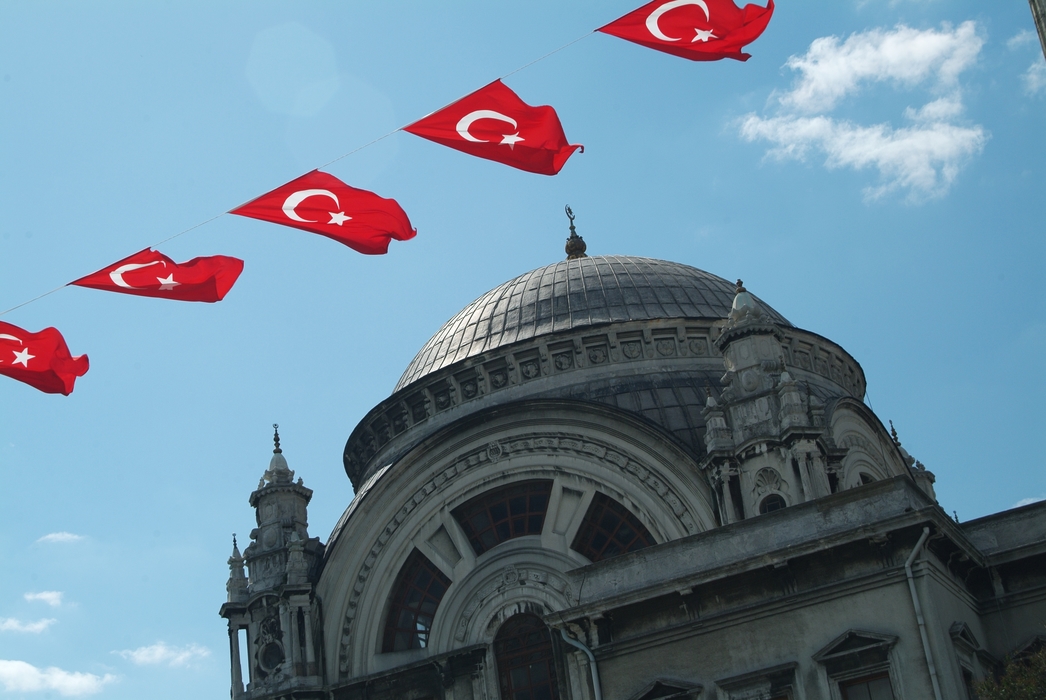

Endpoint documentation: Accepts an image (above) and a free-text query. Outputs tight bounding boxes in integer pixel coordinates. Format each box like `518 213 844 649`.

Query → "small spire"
231 533 241 558
889 420 901 446
564 205 587 260
273 423 282 454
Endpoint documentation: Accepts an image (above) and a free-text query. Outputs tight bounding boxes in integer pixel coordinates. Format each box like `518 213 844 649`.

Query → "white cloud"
779 22 981 113
0 618 57 633
36 532 84 544
114 642 210 667
741 22 986 201
0 660 115 696
1007 29 1037 50
24 591 63 608
1023 57 1046 95
1014 496 1045 508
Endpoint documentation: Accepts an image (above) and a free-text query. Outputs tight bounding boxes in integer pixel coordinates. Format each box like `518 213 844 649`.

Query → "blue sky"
1 1 1043 697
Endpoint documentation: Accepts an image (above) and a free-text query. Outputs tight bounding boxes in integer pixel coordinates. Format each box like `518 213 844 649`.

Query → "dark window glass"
495 614 560 700
759 494 787 514
452 480 552 556
860 473 875 485
840 673 895 700
381 550 451 653
571 492 655 562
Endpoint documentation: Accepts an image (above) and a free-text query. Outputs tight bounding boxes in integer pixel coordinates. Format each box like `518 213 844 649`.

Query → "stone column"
303 605 317 675
228 624 244 699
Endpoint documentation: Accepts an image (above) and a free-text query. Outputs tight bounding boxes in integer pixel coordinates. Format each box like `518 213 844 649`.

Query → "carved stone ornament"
753 467 786 496
520 360 540 379
656 339 676 356
490 370 508 389
689 338 708 356
461 380 478 399
453 566 570 643
587 346 608 364
336 431 698 673
554 353 574 370
622 341 642 359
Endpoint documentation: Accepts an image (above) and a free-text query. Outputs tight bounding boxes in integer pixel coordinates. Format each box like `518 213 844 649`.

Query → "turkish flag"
71 249 244 303
403 80 583 175
0 322 89 395
230 171 416 255
599 0 774 62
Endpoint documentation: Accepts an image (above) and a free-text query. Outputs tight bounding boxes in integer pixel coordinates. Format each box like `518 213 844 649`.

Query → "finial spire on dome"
273 423 282 454
564 205 587 260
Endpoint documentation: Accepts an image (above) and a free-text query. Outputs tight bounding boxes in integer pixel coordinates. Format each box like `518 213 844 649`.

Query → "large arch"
317 400 718 681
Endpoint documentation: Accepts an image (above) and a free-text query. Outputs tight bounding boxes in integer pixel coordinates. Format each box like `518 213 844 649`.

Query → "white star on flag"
156 274 180 291
500 133 524 149
328 211 351 226
12 347 35 366
693 28 717 43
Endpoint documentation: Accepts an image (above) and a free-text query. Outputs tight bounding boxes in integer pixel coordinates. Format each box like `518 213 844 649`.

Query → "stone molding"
333 429 705 675
344 321 865 487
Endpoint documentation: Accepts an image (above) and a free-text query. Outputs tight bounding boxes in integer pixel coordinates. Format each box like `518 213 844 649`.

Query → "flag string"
1 24 601 319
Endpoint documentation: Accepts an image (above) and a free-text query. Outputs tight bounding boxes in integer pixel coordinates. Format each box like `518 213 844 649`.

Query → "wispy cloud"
114 642 210 667
0 618 57 634
24 591 63 608
0 660 115 696
740 22 986 202
1023 57 1046 96
36 532 84 544
1007 29 1037 50
1014 496 1045 508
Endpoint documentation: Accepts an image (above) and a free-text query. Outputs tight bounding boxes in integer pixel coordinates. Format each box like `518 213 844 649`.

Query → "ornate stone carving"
622 341 642 359
587 346 608 364
434 389 452 411
490 370 508 389
461 380 478 399
520 360 540 379
753 467 786 496
656 339 676 356
337 431 699 673
688 338 708 356
453 566 570 642
553 352 573 370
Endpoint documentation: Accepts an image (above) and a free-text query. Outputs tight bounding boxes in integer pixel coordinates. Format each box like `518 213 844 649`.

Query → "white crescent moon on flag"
282 189 340 223
456 110 519 143
646 0 710 41
110 261 165 289
0 334 22 343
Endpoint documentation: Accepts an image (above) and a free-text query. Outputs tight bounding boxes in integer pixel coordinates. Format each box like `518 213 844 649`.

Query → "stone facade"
222 256 1046 700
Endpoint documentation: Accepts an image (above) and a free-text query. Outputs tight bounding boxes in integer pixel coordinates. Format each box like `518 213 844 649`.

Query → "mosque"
219 226 1046 700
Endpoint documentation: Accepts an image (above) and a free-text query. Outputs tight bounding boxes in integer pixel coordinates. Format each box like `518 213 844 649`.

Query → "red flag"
599 0 774 62
71 249 243 303
0 322 89 395
231 171 416 255
403 80 583 175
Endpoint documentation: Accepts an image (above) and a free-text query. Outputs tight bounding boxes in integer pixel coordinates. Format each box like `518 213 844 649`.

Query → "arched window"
494 614 560 700
859 472 875 485
571 492 655 562
381 550 451 652
452 480 552 556
759 494 786 514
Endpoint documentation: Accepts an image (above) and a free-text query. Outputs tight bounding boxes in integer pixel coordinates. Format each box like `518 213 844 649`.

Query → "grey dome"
396 255 790 391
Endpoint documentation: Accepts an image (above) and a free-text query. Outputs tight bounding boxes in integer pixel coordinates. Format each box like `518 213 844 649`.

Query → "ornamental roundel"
622 341 643 359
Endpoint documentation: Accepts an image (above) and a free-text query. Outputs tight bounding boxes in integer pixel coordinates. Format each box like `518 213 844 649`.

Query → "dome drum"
344 318 865 488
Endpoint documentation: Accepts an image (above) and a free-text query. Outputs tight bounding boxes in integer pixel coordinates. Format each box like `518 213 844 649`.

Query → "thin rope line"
0 284 71 318
500 30 596 82
0 27 598 320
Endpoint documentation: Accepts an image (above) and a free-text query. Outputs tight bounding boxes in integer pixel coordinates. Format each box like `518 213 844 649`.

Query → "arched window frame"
759 493 788 514
494 613 562 700
571 492 656 562
381 549 452 653
451 480 553 556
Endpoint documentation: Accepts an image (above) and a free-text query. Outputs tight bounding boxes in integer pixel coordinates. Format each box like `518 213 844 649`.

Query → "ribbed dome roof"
395 255 790 391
